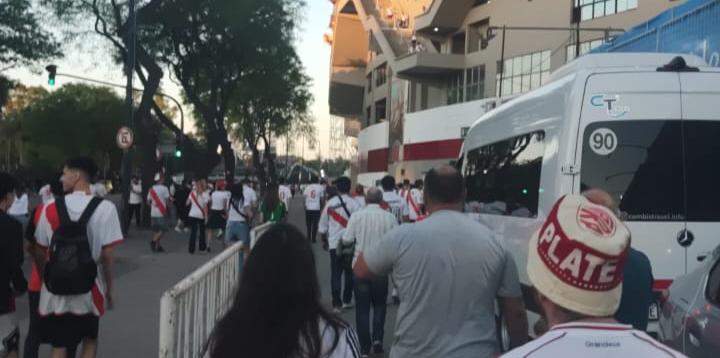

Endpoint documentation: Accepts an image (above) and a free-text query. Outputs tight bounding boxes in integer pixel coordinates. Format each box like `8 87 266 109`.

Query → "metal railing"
158 222 274 358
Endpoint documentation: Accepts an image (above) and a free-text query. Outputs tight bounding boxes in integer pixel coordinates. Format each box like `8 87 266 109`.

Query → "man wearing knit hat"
503 195 684 357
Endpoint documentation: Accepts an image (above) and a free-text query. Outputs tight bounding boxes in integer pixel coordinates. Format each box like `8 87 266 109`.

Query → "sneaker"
373 342 384 354
183 228 190 233
342 302 354 310
174 226 182 233
150 241 157 252
156 245 166 253
216 230 224 239
332 307 342 314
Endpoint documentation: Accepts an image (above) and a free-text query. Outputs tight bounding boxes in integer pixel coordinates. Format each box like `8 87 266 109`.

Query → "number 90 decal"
589 128 618 156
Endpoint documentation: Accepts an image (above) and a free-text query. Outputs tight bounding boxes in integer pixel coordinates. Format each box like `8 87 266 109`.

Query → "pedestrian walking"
278 178 292 211
187 178 210 254
1 172 27 358
207 181 230 241
31 157 123 358
206 224 361 358
502 195 683 357
260 184 288 224
319 177 361 314
354 165 528 358
224 184 251 265
379 176 409 224
304 178 325 243
242 179 258 223
352 185 366 207
341 187 397 356
172 179 191 232
583 189 654 331
38 181 54 205
148 173 170 253
126 176 142 229
408 179 425 220
8 185 29 230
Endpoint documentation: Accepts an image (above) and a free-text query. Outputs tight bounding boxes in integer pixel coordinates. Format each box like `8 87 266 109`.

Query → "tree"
0 0 61 71
19 84 124 174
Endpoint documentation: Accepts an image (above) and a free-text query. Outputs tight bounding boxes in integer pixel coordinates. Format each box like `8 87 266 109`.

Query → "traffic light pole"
120 0 137 236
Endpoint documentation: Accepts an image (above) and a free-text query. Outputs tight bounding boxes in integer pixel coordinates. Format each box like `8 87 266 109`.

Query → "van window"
581 121 685 221
581 121 720 222
464 131 545 218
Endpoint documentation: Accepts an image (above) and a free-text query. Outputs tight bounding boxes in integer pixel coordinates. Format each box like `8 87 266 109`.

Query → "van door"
680 72 720 274
574 72 686 280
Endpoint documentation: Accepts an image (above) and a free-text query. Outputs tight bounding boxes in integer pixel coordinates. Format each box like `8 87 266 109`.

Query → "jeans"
305 210 321 242
354 276 389 354
24 292 77 358
188 217 207 253
126 204 141 228
329 249 354 308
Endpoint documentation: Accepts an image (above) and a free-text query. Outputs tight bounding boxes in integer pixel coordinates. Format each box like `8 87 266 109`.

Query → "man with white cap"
502 195 684 357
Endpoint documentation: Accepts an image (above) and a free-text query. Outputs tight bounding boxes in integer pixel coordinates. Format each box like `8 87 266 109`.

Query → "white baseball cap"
527 195 630 317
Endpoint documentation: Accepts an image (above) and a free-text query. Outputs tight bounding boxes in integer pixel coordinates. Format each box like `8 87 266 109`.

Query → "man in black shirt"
0 171 27 357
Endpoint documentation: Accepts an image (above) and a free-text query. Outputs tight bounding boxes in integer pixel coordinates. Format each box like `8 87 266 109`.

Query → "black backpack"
44 197 102 295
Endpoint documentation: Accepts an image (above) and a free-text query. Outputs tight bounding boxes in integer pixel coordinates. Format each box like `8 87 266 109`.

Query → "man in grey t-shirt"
354 165 528 358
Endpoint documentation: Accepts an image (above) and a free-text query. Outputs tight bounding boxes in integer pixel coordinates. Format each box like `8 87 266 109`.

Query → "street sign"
116 127 134 150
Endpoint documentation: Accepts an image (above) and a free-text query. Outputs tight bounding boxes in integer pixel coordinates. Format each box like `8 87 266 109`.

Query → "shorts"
207 210 226 230
40 314 99 349
0 313 19 355
151 217 168 232
225 221 250 247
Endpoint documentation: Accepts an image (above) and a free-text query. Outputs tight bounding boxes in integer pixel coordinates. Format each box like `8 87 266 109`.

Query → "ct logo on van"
590 94 630 119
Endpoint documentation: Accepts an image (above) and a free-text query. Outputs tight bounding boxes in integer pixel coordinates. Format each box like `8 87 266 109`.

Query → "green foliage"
0 0 61 70
19 84 124 171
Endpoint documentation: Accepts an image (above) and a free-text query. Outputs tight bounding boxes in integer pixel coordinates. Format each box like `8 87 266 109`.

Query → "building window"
375 99 387 123
365 106 372 126
465 66 485 101
367 73 372 93
463 131 546 218
447 71 464 105
496 50 551 97
566 38 606 62
577 0 638 21
451 32 466 55
376 64 387 87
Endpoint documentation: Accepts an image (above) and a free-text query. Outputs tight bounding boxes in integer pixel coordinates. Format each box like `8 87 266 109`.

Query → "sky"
5 1 335 160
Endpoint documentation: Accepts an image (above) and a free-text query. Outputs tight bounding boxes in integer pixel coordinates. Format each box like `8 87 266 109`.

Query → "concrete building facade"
326 0 679 186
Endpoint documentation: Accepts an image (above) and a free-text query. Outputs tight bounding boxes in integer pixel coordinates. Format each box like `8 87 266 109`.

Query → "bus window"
463 131 545 217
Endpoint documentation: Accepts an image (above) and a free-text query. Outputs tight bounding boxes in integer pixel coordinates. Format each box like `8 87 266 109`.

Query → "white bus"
459 53 720 341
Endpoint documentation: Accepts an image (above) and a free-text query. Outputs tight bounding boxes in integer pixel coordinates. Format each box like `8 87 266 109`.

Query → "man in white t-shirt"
31 157 123 358
241 179 258 222
127 176 142 229
318 177 360 313
502 195 685 358
380 176 409 224
278 178 292 212
303 179 325 243
186 179 210 254
147 173 170 253
207 181 230 241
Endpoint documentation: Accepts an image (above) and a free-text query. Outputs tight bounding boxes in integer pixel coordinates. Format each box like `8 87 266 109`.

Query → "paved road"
13 195 397 357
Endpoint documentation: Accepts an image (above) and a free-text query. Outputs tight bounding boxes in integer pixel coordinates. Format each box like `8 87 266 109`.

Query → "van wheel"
496 313 511 352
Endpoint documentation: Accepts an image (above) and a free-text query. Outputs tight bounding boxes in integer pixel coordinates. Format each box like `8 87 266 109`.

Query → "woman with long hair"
225 183 251 255
207 224 361 358
260 184 287 224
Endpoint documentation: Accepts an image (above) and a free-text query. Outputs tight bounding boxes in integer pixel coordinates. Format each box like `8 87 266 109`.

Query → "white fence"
158 223 274 358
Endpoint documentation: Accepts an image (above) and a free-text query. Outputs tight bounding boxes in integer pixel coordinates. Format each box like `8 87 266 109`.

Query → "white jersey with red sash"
318 194 361 250
405 189 426 222
381 191 409 224
148 184 170 218
502 322 686 357
187 190 209 219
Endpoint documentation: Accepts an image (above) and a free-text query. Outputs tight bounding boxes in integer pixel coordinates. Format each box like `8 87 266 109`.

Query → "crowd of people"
208 164 684 358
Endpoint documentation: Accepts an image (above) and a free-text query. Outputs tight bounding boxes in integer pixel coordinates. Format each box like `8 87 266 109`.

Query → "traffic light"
46 65 57 86
175 146 182 158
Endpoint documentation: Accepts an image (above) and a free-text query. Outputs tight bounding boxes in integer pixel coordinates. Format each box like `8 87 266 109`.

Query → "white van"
460 53 720 338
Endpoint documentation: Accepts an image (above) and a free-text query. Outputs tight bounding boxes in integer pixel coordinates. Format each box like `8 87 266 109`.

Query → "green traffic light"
522 189 528 195
175 150 182 158
48 79 55 86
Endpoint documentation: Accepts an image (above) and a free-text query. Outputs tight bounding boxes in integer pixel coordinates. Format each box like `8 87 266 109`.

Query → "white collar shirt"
342 204 398 267
502 322 686 357
318 194 361 250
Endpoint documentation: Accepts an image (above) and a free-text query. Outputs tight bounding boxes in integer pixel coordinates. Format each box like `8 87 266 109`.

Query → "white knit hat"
527 195 630 317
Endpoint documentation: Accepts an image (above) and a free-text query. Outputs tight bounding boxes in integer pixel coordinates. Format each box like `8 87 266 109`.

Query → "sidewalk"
15 224 225 357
